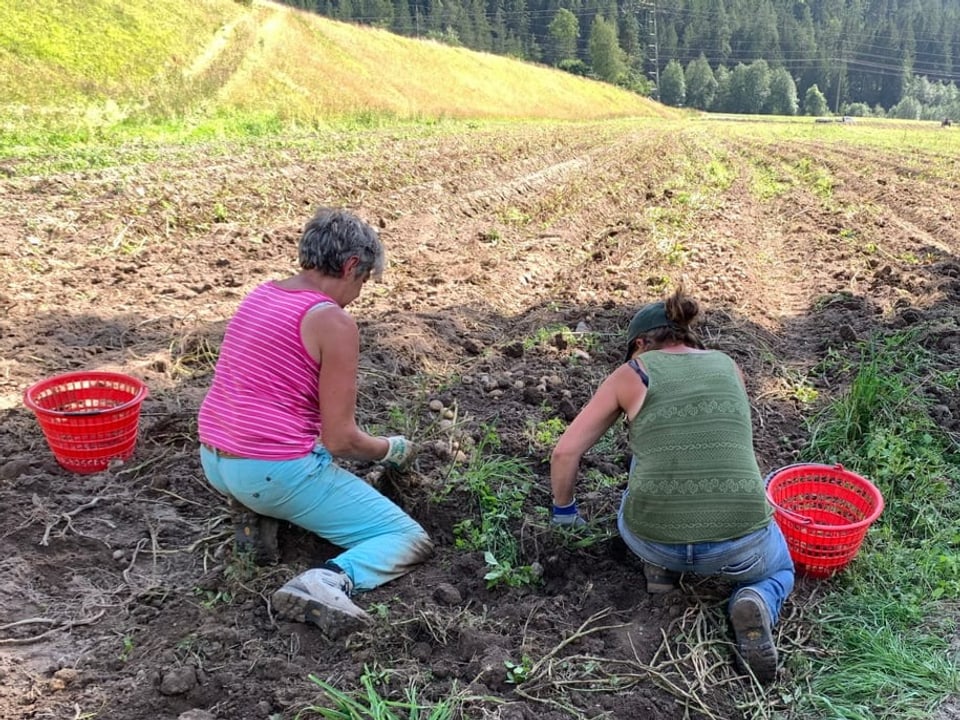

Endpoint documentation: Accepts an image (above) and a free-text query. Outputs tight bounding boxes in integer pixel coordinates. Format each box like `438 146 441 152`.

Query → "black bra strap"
627 358 649 387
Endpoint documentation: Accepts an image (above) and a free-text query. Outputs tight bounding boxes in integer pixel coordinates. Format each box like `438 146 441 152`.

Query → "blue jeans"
617 491 794 624
200 445 432 591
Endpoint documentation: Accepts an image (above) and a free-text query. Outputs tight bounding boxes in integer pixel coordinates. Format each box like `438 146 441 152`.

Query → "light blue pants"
618 491 795 624
200 445 432 591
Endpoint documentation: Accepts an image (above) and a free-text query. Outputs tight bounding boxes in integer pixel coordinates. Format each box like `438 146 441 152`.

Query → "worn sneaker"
272 568 372 638
230 500 280 566
730 588 779 683
643 563 679 594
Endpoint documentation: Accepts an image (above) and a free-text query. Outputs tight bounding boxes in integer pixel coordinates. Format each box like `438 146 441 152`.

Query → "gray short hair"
298 208 385 279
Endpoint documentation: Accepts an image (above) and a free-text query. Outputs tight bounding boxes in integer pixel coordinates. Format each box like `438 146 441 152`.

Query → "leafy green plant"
223 547 259 584
523 324 599 352
795 156 835 199
590 426 625 458
483 551 541 589
452 436 538 588
749 160 792 200
499 206 531 225
385 404 417 436
119 634 135 661
581 467 625 492
704 157 735 190
452 458 528 555
194 587 234 609
298 666 461 719
213 201 229 223
656 238 688 265
790 380 819 404
504 656 533 684
527 417 566 449
365 602 390 620
174 634 207 667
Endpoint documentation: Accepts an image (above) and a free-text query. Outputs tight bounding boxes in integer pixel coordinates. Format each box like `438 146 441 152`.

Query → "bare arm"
550 365 648 506
305 305 389 461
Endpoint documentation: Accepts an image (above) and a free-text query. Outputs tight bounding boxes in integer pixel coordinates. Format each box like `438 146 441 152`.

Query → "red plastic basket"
765 463 884 578
24 371 149 474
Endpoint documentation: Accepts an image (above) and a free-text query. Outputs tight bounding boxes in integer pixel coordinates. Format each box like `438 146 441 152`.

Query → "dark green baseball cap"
623 302 677 361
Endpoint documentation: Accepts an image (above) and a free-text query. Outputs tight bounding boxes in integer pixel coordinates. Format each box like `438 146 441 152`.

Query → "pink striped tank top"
198 282 335 459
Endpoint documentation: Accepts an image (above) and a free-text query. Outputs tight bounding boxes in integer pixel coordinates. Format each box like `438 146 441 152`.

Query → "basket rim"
764 462 885 531
23 371 149 418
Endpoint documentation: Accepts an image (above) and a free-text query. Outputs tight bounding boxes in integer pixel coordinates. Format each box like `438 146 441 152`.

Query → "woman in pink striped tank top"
198 208 433 638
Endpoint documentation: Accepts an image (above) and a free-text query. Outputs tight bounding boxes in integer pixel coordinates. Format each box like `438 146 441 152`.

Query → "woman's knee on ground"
402 524 435 566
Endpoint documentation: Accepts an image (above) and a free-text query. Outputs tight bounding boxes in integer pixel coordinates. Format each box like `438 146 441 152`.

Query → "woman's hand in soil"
381 435 417 470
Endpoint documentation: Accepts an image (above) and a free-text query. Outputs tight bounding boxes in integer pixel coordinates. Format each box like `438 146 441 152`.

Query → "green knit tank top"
622 350 772 543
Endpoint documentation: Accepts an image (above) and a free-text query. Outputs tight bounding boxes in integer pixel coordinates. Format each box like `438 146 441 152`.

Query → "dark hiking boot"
272 568 371 638
730 588 779 683
230 500 280 566
643 562 680 594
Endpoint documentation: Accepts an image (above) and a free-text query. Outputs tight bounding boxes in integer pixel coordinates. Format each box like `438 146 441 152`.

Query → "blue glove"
551 499 586 527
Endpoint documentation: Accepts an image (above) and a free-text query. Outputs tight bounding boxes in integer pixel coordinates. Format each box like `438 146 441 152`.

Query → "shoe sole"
644 565 679 594
730 594 778 682
646 579 677 594
272 586 371 639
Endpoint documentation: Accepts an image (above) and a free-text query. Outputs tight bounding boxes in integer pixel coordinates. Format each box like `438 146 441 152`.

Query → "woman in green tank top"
548 286 795 684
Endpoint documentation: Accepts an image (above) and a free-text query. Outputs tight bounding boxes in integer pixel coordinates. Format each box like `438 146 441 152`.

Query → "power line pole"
641 0 659 98
835 36 846 115
835 70 842 114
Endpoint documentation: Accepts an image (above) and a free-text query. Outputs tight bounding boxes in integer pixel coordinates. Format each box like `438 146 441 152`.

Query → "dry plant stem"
633 632 728 720
114 454 167 476
516 584 748 720
151 487 210 507
510 688 582 717
144 513 161 569
513 608 634 713
122 538 149 585
116 529 231 558
0 617 58 631
641 599 776 720
40 497 104 546
634 631 728 717
405 606 470 645
237 581 277 625
0 609 107 646
526 607 625 678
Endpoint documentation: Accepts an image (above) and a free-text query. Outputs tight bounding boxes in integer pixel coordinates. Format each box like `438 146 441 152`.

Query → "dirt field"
1 119 958 720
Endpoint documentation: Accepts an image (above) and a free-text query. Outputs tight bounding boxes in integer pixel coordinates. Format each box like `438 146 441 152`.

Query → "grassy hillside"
0 0 673 134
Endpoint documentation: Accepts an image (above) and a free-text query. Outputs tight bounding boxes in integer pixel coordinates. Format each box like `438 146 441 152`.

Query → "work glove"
551 499 587 527
381 435 417 470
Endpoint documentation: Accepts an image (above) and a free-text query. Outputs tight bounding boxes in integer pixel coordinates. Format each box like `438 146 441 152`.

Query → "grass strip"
796 329 960 718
